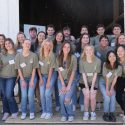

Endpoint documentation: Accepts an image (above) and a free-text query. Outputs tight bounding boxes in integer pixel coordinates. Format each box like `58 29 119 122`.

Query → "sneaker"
73 105 76 111
90 112 96 120
44 113 52 119
61 116 67 122
40 113 46 119
103 113 109 122
21 113 27 120
68 116 74 122
11 112 18 119
109 113 116 122
55 106 60 112
2 113 9 121
80 105 84 112
30 113 35 120
83 112 89 120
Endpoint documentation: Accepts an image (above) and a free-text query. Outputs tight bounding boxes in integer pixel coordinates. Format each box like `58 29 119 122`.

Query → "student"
0 34 5 53
46 24 55 41
15 39 38 120
15 32 26 53
38 39 57 119
116 34 125 46
0 38 18 121
101 50 122 122
79 45 101 120
57 41 77 122
116 45 125 121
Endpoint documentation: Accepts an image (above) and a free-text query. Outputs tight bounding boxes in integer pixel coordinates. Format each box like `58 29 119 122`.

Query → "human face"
108 52 116 64
81 34 89 45
22 40 31 51
38 32 45 42
63 43 70 55
44 42 52 52
97 27 105 35
80 27 88 35
29 30 37 39
5 41 13 51
118 35 125 45
47 27 55 36
56 32 63 43
63 30 70 37
85 46 94 57
100 37 109 48
17 33 25 44
117 47 125 59
113 27 121 36
0 36 5 46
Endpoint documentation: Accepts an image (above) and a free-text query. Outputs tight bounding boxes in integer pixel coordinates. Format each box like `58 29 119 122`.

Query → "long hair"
81 45 95 62
58 41 72 68
105 50 119 70
4 38 16 55
116 33 125 46
39 39 53 60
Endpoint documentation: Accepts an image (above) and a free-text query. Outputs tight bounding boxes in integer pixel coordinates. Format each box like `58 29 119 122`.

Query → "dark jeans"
0 77 18 114
116 77 125 115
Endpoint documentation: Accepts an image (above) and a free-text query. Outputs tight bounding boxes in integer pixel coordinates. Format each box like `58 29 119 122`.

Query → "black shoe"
109 113 116 122
103 113 110 122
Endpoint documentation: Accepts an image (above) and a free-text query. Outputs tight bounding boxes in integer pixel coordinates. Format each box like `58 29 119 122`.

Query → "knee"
104 96 110 102
45 90 51 98
64 98 71 105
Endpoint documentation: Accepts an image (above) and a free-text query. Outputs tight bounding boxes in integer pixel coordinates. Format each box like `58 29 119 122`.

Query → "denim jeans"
0 77 18 113
20 76 37 113
58 80 75 117
39 71 57 114
99 76 116 113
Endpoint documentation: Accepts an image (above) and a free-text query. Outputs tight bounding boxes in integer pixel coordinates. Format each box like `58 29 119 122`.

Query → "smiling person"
0 34 5 53
57 41 77 122
79 45 101 121
15 39 39 120
116 34 125 47
0 38 18 121
102 50 122 122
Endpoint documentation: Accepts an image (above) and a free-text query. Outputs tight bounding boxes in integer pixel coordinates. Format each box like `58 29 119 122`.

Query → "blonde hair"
39 39 53 60
81 45 95 62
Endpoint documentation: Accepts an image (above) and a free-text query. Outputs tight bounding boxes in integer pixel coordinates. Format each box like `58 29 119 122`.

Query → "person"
79 45 101 120
116 34 125 46
101 50 122 122
116 45 125 121
46 24 55 41
0 38 18 121
0 34 5 53
57 41 77 122
38 39 57 119
91 24 105 46
15 39 39 120
15 32 26 53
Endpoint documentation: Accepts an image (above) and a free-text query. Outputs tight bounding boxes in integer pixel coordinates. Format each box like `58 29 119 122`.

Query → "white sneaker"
30 113 35 120
44 113 52 119
73 105 76 111
55 106 60 112
90 112 96 120
11 112 18 119
68 116 74 122
61 116 67 121
2 113 9 121
80 105 84 112
83 112 89 120
40 113 46 119
21 113 26 120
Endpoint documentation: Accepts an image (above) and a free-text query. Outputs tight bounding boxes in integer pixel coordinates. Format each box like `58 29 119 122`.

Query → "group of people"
0 23 125 122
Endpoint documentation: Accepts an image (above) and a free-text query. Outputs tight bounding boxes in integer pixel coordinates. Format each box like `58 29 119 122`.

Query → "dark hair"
63 26 71 32
112 24 122 31
81 25 88 30
96 24 105 30
99 35 109 42
58 41 72 68
0 34 6 40
116 33 125 46
105 50 119 70
47 24 55 30
53 31 64 53
29 27 37 33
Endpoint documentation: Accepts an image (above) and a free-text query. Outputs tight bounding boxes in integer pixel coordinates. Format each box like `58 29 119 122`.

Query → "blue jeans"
40 71 57 114
99 76 116 113
20 76 37 113
0 77 18 113
58 80 75 117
